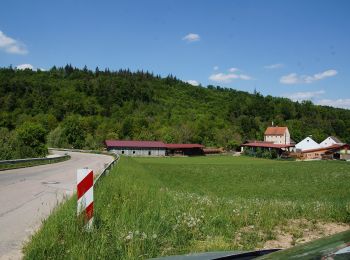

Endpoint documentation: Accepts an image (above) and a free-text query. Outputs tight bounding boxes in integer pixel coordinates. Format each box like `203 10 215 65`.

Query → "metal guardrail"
48 147 111 156
0 154 70 166
48 147 120 185
2 147 119 183
94 154 119 185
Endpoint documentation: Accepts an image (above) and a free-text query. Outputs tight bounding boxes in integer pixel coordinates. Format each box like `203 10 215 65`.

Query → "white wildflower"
125 232 133 241
141 232 147 240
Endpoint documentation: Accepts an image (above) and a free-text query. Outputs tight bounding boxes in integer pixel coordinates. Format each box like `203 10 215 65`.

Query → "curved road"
0 151 113 259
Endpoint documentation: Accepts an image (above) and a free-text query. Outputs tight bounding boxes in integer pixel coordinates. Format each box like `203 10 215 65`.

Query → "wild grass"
24 156 350 259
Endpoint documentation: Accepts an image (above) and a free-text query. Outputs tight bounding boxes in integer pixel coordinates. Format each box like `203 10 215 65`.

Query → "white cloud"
306 70 338 82
280 69 338 84
16 64 34 70
15 64 46 71
186 80 199 86
182 33 200 42
316 99 350 109
209 67 252 83
213 66 219 71
280 73 299 84
209 73 238 83
264 63 284 69
284 90 325 101
228 67 239 72
283 90 350 109
0 31 28 54
239 74 252 80
209 72 252 83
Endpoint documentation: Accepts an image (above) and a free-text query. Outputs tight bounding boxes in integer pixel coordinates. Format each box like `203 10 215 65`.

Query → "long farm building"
105 140 204 156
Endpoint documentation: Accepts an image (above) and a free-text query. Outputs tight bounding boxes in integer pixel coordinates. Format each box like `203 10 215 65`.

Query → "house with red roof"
264 126 291 145
241 126 295 157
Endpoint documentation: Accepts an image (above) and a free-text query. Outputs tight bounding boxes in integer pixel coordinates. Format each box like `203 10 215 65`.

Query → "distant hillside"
0 65 349 152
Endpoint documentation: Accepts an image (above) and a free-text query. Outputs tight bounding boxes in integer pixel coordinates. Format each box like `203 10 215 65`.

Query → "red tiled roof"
105 140 166 148
264 127 288 136
242 142 294 149
166 143 204 149
302 144 349 153
247 140 274 144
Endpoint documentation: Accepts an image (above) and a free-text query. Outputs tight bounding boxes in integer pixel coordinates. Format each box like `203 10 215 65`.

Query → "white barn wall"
295 137 321 151
320 137 342 148
110 147 166 156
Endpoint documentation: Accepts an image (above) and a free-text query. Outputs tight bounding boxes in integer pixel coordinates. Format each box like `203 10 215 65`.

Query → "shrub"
14 122 48 158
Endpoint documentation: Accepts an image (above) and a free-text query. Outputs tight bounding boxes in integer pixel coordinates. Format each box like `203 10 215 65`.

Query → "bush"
243 147 278 160
47 126 69 148
270 149 278 159
262 150 272 159
0 128 17 160
14 122 48 158
62 115 86 149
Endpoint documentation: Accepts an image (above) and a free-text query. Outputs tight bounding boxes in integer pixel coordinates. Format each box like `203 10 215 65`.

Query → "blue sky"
1 0 349 108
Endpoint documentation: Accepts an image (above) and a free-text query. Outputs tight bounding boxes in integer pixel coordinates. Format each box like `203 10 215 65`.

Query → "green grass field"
24 156 350 259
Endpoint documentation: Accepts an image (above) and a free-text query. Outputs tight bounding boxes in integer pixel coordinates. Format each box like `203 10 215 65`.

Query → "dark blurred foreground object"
152 230 350 259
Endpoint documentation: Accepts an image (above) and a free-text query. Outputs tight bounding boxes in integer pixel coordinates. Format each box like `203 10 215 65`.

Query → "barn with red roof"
105 140 204 156
105 140 167 156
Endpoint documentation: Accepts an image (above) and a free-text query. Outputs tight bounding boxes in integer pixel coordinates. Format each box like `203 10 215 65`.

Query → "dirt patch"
234 225 265 248
262 219 350 249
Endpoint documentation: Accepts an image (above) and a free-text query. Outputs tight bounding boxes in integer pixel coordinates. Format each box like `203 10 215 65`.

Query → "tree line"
0 65 349 159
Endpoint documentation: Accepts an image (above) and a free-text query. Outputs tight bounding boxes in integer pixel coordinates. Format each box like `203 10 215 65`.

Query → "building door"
148 151 151 156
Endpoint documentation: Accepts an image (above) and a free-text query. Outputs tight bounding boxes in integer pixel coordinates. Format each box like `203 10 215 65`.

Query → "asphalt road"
0 150 114 259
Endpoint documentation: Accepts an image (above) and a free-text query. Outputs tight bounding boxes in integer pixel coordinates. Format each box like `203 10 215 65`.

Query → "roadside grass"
0 155 70 171
24 156 350 259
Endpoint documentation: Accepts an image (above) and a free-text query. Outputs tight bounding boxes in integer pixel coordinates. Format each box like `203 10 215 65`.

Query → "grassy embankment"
0 155 70 171
24 156 350 259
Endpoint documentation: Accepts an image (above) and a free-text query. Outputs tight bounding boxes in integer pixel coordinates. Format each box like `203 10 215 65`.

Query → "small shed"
166 144 204 156
323 144 350 160
203 148 224 155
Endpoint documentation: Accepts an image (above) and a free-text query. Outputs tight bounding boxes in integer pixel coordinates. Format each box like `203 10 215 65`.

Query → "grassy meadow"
24 156 350 259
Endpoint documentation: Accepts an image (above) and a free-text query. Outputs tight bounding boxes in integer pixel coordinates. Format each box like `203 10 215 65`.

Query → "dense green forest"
0 65 349 159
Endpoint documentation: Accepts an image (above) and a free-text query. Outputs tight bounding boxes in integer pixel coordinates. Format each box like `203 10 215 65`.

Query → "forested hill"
1 65 349 154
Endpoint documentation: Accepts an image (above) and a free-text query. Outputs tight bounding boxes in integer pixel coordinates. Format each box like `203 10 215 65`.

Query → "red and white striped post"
77 168 94 229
